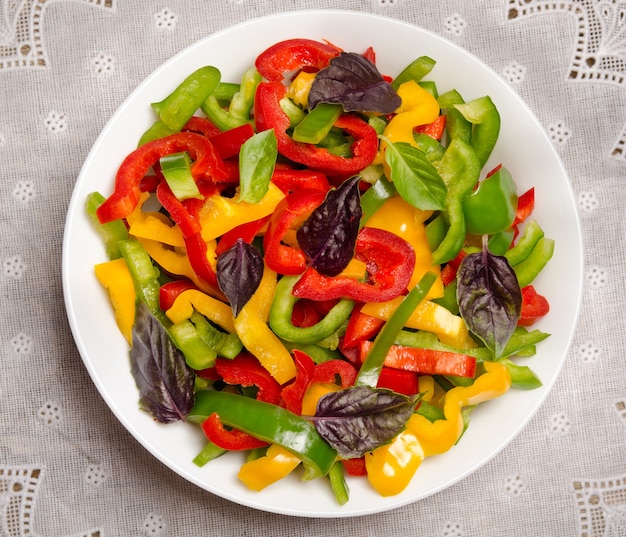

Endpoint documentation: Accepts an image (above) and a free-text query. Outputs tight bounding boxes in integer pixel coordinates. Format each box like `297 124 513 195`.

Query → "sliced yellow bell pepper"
365 428 424 497
301 382 342 416
238 444 302 491
407 361 511 457
94 258 136 344
383 81 440 147
361 297 475 349
165 288 236 334
365 196 443 299
128 210 185 247
233 264 296 384
286 71 316 108
199 182 285 242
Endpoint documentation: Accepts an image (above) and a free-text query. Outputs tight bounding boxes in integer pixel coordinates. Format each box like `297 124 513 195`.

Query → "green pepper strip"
188 390 338 479
505 219 544 266
269 275 355 345
431 138 481 265
191 311 242 359
438 89 471 144
391 55 436 90
139 66 221 145
454 96 501 168
201 66 261 131
159 152 202 201
513 237 555 288
359 175 397 225
499 358 543 390
118 239 169 326
85 192 129 260
193 441 226 467
356 272 436 388
327 461 350 505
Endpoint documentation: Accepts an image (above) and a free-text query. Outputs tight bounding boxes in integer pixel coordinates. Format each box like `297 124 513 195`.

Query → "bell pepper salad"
87 38 554 503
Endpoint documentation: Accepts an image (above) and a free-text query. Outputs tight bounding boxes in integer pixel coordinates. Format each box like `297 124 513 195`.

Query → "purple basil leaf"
296 176 362 277
456 246 522 357
216 239 264 317
129 301 195 423
308 52 401 114
310 385 420 459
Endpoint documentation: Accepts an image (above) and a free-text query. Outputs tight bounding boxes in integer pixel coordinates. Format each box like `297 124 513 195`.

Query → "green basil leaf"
297 176 362 277
129 301 196 423
216 239 264 317
384 140 447 210
456 245 522 357
311 385 420 459
238 129 277 204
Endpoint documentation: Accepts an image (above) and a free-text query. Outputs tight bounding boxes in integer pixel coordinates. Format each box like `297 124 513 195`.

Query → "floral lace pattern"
0 0 624 535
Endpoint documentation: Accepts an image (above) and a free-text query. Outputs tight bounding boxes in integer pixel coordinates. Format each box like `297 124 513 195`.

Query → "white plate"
62 10 583 518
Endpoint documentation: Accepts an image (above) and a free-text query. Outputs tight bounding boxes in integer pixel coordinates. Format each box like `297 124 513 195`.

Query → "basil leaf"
456 246 522 357
238 129 277 204
384 140 447 210
308 52 402 114
217 239 264 317
296 176 362 277
311 385 420 459
129 301 195 423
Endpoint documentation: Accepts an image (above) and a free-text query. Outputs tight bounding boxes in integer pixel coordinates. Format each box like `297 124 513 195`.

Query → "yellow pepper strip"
286 71 316 108
361 297 475 349
418 375 435 403
233 264 296 384
238 444 302 492
94 258 136 344
199 182 285 242
383 81 440 146
365 196 443 299
128 210 185 248
407 361 511 457
165 288 236 334
365 428 424 497
301 382 342 416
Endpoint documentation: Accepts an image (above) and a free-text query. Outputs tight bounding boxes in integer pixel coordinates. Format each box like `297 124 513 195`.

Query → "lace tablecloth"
2 0 625 535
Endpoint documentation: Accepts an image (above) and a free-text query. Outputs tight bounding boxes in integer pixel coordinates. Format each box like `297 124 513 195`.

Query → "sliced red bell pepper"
263 188 326 275
159 279 198 311
291 299 324 328
182 115 222 138
255 38 342 81
361 46 376 65
208 123 255 160
215 215 270 256
280 350 316 415
201 412 269 451
215 353 282 405
376 366 420 396
96 132 228 224
440 249 467 286
414 115 446 140
341 457 368 477
254 81 379 177
342 303 385 349
271 165 330 194
360 341 477 378
292 227 416 303
513 187 535 227
311 359 358 388
518 284 550 326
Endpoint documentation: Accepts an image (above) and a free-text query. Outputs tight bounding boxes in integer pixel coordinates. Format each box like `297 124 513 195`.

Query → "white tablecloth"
2 1 625 535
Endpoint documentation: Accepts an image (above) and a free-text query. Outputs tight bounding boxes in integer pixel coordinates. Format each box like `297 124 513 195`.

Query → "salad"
86 38 554 504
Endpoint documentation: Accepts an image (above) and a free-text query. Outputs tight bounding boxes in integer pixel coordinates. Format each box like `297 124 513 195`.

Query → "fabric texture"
1 0 625 535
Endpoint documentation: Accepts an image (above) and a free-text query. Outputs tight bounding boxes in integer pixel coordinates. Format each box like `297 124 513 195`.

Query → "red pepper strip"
362 46 376 65
215 215 270 256
486 163 503 178
440 249 467 286
215 353 283 405
263 188 326 275
280 350 316 415
96 132 228 224
139 174 160 192
271 166 330 194
202 412 269 450
414 115 446 140
293 227 416 303
360 341 477 378
156 180 201 237
518 284 550 326
513 187 535 227
311 359 358 388
159 279 198 311
342 303 385 349
209 123 255 160
376 367 420 396
291 299 324 328
341 457 368 477
254 81 379 177
255 38 342 81
183 232 220 292
183 115 222 138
